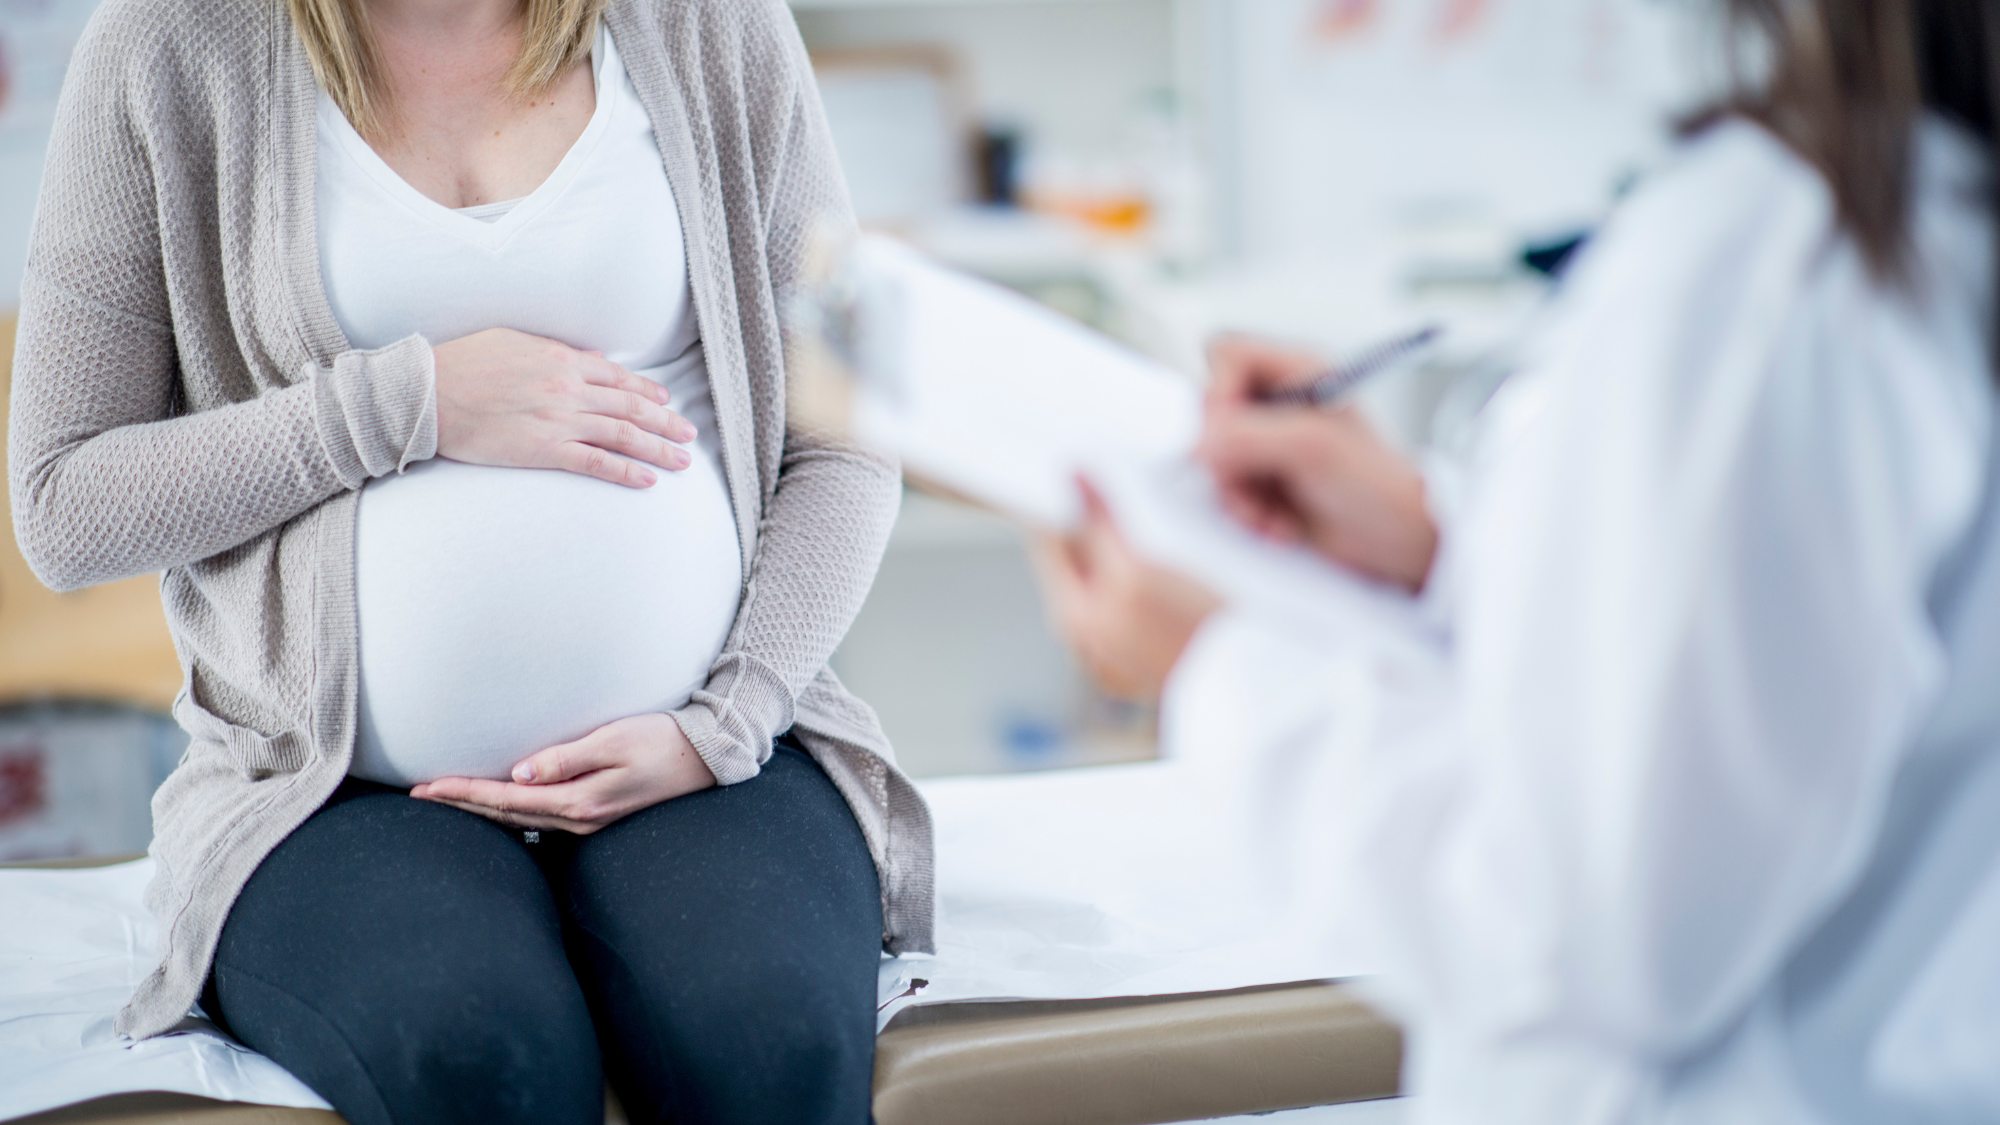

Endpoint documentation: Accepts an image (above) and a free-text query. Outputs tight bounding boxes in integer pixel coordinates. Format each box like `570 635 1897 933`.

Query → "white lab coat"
1162 118 2000 1123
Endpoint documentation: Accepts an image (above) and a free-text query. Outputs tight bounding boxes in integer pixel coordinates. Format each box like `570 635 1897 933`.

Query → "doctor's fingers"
1029 533 1092 626
1205 335 1326 412
1074 477 1154 573
1215 478 1308 544
1200 408 1354 482
1029 547 1127 691
1030 483 1123 592
1072 480 1123 560
1030 533 1132 673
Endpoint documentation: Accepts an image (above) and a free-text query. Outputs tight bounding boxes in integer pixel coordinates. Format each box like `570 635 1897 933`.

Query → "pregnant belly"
350 422 741 788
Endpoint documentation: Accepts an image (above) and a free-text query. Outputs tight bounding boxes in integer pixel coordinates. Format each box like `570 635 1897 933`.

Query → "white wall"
792 0 1177 178
1210 0 1719 263
0 148 42 308
0 0 101 308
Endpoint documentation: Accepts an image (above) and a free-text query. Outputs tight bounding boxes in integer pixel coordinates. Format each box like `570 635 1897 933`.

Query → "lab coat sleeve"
1163 125 1991 1108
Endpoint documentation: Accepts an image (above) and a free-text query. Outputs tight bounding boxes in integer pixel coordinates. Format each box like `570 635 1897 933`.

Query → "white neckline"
455 197 526 222
318 23 620 251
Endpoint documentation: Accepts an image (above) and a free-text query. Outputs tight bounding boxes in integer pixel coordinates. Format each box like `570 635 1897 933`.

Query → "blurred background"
0 0 1715 859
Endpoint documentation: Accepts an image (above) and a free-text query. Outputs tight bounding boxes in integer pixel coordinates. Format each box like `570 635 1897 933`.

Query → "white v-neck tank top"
319 26 743 787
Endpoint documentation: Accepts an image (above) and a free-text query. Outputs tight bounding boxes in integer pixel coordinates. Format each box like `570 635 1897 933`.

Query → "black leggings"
205 736 882 1125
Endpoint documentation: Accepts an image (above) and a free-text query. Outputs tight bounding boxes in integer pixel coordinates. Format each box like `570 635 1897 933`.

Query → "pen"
1255 324 1442 408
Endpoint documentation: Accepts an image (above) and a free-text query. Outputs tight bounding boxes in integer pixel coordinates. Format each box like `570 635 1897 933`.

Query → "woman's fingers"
414 777 569 819
553 440 659 488
574 412 693 473
421 794 579 832
576 354 672 406
430 329 704 486
414 776 616 832
512 728 624 784
577 385 697 444
565 385 696 482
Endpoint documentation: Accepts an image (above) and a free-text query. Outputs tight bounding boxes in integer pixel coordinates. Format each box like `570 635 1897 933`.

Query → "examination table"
2 696 1409 1125
6 851 1401 1125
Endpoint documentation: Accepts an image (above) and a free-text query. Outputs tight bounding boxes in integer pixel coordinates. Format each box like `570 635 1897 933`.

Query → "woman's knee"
215 957 603 1125
617 964 875 1125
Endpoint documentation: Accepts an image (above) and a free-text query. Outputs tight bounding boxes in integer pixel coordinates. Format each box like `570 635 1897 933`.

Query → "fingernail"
674 449 692 469
679 424 698 442
639 470 658 486
513 763 537 783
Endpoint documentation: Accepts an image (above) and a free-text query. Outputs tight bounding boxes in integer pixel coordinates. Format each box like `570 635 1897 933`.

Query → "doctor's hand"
1201 336 1439 593
410 713 717 834
1032 479 1222 701
432 328 699 489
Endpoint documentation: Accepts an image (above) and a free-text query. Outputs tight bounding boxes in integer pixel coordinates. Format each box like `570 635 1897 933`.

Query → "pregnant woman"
8 0 932 1120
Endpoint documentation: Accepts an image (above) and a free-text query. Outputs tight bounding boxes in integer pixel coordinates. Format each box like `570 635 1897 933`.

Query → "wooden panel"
0 314 183 712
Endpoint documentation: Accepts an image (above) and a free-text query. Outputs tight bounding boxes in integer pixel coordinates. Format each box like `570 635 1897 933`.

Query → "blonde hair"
286 0 604 138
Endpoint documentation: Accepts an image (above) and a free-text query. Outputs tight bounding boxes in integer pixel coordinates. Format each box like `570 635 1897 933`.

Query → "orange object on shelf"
1029 192 1153 237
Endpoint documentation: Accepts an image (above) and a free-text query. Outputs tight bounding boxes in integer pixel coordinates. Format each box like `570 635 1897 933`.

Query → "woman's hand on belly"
432 328 699 489
409 712 717 833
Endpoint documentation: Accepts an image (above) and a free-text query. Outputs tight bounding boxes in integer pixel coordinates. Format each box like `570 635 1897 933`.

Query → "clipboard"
788 234 1429 648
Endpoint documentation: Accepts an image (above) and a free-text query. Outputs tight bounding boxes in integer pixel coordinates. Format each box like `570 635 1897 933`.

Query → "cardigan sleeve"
7 4 437 593
669 0 901 784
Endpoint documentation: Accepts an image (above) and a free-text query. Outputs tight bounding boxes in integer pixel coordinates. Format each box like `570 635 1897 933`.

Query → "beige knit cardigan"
7 0 934 1039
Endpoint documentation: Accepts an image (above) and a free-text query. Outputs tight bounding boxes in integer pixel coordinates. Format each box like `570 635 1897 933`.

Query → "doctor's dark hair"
1714 0 1997 283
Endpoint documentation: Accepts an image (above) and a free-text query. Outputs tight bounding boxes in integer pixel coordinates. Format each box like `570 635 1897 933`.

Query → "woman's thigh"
209 778 603 1125
550 737 883 1125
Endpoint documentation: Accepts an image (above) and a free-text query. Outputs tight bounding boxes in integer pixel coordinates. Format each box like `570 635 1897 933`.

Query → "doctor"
1035 0 2000 1120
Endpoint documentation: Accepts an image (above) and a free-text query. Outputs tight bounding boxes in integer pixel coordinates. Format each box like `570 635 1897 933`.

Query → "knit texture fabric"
7 0 932 1040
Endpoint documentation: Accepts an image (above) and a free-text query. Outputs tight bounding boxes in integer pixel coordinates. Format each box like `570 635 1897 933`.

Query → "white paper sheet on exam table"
879 758 1371 1030
832 236 1427 650
3 755 1370 1118
0 861 334 1119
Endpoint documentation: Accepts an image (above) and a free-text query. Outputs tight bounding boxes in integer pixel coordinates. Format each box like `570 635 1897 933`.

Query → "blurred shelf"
894 208 1104 285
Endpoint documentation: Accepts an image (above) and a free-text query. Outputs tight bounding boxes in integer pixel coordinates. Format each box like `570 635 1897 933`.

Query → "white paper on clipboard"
814 235 1426 646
